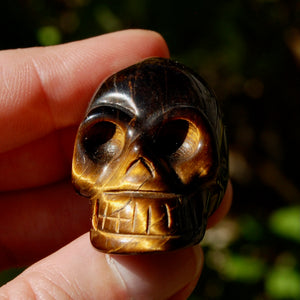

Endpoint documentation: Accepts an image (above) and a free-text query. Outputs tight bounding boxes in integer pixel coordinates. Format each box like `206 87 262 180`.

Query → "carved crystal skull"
72 58 228 254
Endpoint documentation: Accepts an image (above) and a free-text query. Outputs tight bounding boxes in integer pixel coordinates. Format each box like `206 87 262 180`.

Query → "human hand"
0 29 232 299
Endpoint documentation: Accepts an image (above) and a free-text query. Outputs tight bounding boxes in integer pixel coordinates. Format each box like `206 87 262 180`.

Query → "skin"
0 29 232 299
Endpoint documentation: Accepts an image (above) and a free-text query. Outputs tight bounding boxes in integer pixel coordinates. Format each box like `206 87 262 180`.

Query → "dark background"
1 1 299 299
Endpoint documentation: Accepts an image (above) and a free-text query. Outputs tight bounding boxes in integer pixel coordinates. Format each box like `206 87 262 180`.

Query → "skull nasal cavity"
125 158 154 178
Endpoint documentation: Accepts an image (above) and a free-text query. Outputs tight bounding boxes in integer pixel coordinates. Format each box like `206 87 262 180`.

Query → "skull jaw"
90 228 204 254
89 191 208 254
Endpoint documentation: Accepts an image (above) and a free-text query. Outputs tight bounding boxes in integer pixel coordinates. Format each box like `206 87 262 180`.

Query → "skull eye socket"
82 121 125 163
155 119 201 161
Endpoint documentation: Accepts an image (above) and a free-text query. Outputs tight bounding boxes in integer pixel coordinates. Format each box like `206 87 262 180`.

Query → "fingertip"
207 180 233 229
138 29 170 58
168 275 201 300
168 245 203 300
110 244 203 299
93 29 170 73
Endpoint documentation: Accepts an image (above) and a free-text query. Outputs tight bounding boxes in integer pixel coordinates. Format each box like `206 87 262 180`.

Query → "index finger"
0 29 169 153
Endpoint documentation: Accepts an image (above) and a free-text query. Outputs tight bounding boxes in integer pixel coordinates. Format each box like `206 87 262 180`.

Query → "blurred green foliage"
266 265 300 299
269 206 300 243
37 25 62 45
221 254 266 283
0 0 299 299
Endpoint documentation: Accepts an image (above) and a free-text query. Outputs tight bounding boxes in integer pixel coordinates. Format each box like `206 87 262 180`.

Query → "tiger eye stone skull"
72 57 228 254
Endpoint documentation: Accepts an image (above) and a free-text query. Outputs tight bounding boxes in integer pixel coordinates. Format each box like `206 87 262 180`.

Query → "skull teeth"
94 193 196 236
165 203 172 229
146 206 152 235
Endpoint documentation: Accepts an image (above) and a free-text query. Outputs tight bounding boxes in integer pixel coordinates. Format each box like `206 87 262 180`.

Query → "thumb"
0 233 203 299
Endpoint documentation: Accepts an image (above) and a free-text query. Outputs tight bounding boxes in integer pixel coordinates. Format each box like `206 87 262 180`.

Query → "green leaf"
265 266 300 299
269 206 300 243
37 26 62 46
221 254 266 283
